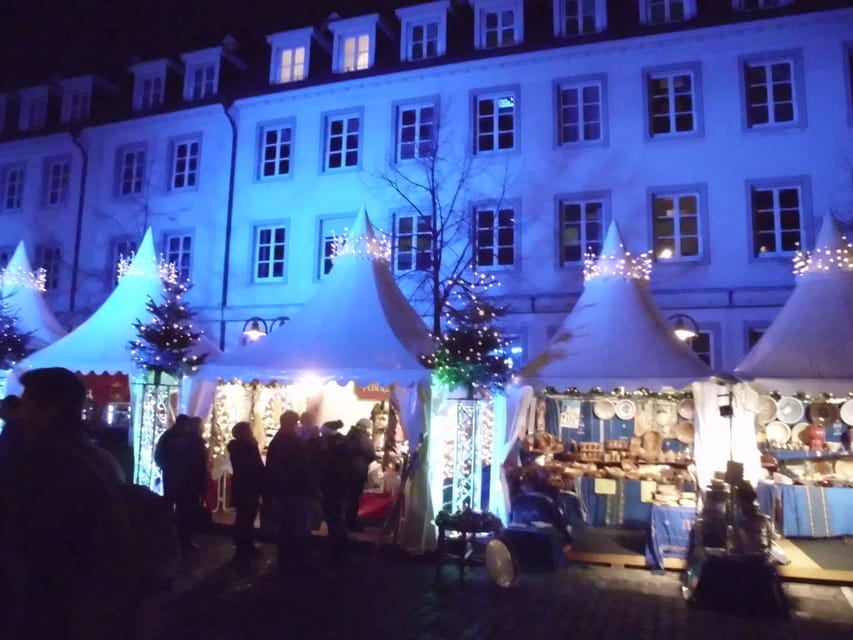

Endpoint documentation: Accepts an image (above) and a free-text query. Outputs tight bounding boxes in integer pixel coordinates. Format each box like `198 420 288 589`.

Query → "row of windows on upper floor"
1 43 846 209
4 172 813 299
0 0 803 136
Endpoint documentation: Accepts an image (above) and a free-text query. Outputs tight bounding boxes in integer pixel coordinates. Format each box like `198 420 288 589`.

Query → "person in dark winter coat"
317 420 349 564
227 421 264 557
345 418 377 532
154 414 209 551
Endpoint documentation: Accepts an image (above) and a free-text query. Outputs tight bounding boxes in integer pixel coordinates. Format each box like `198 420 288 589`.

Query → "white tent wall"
692 380 761 490
490 384 534 525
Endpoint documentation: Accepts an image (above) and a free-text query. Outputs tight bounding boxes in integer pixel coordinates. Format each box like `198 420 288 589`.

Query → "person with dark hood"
265 409 315 576
155 413 209 552
0 394 24 492
227 421 264 557
0 368 141 639
345 417 377 532
317 419 349 565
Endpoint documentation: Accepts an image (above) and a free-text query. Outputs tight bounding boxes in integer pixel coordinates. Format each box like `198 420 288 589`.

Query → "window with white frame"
475 92 516 153
751 183 803 256
475 205 515 268
559 197 604 264
259 124 293 178
3 165 25 210
139 75 164 109
647 70 695 135
557 80 603 144
164 234 192 282
20 97 47 131
37 245 61 291
170 138 200 190
318 217 352 279
409 21 439 60
396 102 436 161
254 225 287 281
743 58 797 127
557 0 604 36
324 113 361 170
652 192 701 260
188 64 217 100
45 158 71 206
690 331 713 367
642 0 695 24
342 34 371 72
395 215 433 272
110 237 137 286
116 146 146 196
277 47 306 83
66 89 90 122
482 8 516 48
734 0 792 11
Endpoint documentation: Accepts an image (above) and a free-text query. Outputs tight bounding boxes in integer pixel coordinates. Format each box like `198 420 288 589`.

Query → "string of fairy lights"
330 229 393 263
792 235 853 276
0 265 47 292
583 245 653 282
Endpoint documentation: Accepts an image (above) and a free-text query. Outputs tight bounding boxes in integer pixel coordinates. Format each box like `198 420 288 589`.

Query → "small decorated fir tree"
0 294 32 369
129 279 208 381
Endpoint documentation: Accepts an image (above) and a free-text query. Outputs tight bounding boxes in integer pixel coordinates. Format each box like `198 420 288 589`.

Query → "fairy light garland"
117 253 179 284
583 246 653 282
792 235 853 276
330 230 393 263
0 266 47 292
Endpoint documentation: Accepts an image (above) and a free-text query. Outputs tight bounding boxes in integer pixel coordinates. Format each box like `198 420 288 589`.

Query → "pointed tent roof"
520 220 713 392
16 228 220 376
1 241 66 349
736 213 853 394
201 206 433 386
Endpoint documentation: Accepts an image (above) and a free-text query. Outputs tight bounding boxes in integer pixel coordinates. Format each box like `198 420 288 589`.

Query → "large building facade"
0 0 851 376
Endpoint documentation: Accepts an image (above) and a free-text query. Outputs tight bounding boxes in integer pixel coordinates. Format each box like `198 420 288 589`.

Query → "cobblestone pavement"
149 534 853 640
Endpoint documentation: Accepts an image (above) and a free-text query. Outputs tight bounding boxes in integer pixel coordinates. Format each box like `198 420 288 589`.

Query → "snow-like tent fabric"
520 220 714 392
1 241 66 349
200 206 433 386
16 228 220 376
736 214 853 395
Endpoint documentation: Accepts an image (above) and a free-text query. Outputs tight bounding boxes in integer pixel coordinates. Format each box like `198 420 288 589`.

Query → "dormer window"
328 14 389 74
267 27 322 85
640 0 696 25
473 0 524 50
130 59 169 111
186 63 218 100
18 88 48 132
141 75 164 108
396 1 449 62
60 77 93 124
554 0 607 37
733 0 792 10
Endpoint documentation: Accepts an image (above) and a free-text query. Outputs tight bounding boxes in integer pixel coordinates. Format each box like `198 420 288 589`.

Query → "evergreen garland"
0 294 32 369
128 279 208 379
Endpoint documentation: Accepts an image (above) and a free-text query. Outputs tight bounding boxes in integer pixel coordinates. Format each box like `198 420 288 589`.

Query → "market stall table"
777 484 853 537
645 504 695 572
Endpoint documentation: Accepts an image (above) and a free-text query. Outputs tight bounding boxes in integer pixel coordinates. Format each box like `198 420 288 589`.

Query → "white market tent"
736 214 853 396
200 205 436 551
1 241 67 350
16 227 220 376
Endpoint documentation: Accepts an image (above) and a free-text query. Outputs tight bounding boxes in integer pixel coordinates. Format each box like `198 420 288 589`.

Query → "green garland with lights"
128 279 208 379
0 294 32 369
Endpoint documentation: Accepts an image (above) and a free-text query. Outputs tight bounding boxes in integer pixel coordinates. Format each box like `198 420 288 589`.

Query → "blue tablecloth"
778 485 853 537
576 477 653 530
645 505 695 571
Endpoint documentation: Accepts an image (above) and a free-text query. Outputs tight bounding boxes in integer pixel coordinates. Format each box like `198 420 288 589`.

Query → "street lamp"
241 316 290 342
668 313 699 342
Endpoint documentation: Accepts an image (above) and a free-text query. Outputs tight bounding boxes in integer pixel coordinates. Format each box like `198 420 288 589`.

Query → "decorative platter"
756 396 778 424
593 399 616 420
615 399 637 421
776 396 805 424
765 420 791 445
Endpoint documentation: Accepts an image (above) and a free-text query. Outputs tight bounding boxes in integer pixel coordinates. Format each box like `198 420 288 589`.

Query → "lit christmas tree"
128 279 208 381
0 294 32 369
421 272 512 392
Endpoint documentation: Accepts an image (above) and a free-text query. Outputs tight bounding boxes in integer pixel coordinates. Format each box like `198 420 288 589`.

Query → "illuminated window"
744 59 796 126
475 206 515 268
652 192 701 260
750 183 803 256
395 215 433 272
559 197 604 264
324 113 361 170
259 124 293 178
318 217 352 279
475 92 516 153
647 70 695 135
116 146 146 196
557 80 603 143
164 234 192 282
170 138 200 190
45 158 71 206
37 245 61 290
396 103 435 161
2 165 25 210
277 47 306 83
254 225 287 281
342 35 370 72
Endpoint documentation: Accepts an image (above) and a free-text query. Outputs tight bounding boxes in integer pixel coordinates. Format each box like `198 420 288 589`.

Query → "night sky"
0 0 408 90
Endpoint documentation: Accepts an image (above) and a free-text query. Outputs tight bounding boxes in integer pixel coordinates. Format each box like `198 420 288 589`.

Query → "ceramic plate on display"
615 399 636 421
765 421 791 445
756 396 778 425
809 402 840 426
593 399 616 420
840 399 853 426
791 422 810 445
485 537 519 588
677 398 694 420
674 421 695 444
776 396 805 424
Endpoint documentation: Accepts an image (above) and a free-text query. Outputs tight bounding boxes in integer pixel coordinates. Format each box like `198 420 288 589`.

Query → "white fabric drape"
489 384 534 524
390 379 435 554
179 375 217 418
